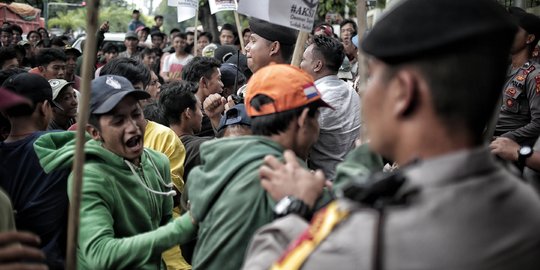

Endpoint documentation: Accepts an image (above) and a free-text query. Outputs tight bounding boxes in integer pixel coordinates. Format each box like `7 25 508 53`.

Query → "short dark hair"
172 32 187 40
198 32 213 42
0 47 17 67
221 23 237 35
27 30 40 39
0 26 12 35
340 19 357 35
88 113 102 131
154 15 164 20
385 36 511 145
311 35 345 73
242 28 251 36
140 47 155 58
159 81 198 125
186 31 194 36
50 36 66 47
182 56 221 82
10 24 22 34
249 94 319 136
36 48 67 66
143 101 168 126
99 57 151 88
101 42 119 53
132 9 140 14
170 28 181 35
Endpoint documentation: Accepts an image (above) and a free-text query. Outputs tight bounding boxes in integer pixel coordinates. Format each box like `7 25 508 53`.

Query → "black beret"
362 0 517 64
249 18 298 46
508 7 540 37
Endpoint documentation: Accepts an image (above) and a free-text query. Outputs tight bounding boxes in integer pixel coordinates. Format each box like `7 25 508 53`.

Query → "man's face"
197 36 210 55
220 29 235 45
54 86 78 118
41 60 66 80
1 31 12 45
191 96 203 133
12 30 21 45
186 34 194 45
133 12 140 20
173 36 187 53
245 33 273 73
142 53 156 67
65 53 78 74
511 27 531 54
125 38 139 50
138 31 149 43
97 96 146 164
1 58 18 70
28 32 40 44
146 71 161 101
362 59 395 157
156 17 163 27
203 68 224 96
151 35 163 48
340 23 355 42
300 44 317 78
104 50 118 62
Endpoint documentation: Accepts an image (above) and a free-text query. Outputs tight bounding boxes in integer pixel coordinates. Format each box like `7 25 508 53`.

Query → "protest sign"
177 0 198 22
209 0 238 14
238 0 318 32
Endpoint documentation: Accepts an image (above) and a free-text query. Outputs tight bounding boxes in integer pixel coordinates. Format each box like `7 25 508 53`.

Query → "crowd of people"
1 0 540 269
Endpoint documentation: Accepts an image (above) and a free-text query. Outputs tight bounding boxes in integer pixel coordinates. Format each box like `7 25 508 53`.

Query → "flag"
177 0 198 22
209 0 238 14
238 0 318 32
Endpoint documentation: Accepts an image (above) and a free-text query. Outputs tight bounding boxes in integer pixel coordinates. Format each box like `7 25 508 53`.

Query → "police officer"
495 7 540 146
242 0 540 269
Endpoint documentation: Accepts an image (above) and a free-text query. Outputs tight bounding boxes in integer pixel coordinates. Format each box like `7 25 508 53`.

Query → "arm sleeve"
165 134 186 192
73 169 196 269
502 72 540 145
242 215 309 270
161 56 171 73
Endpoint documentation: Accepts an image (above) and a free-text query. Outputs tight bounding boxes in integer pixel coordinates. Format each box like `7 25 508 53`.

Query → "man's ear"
313 59 323 73
391 69 421 118
296 108 310 129
199 76 206 89
38 100 52 117
184 107 192 119
527 33 536 45
38 65 45 73
86 124 101 141
269 41 281 57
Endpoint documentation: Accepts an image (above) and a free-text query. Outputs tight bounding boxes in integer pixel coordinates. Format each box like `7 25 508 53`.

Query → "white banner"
177 0 198 22
237 0 318 32
168 0 176 7
209 0 238 14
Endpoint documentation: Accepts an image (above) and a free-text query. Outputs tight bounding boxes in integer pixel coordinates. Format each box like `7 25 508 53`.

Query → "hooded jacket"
188 136 330 270
34 131 196 270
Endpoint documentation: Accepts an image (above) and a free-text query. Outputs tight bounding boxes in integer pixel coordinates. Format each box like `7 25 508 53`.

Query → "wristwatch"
517 145 533 168
273 196 312 221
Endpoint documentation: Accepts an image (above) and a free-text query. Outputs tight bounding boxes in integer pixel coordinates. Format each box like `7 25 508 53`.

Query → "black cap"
2 73 52 104
90 75 150 114
217 104 251 132
214 45 237 63
362 0 517 64
249 18 298 46
225 52 252 79
508 7 540 37
220 63 246 87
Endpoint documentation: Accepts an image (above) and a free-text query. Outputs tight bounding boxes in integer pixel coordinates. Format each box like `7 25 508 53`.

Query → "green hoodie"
34 131 196 270
188 136 330 270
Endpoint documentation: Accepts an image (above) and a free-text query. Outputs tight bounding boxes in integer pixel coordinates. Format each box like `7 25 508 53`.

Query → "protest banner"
209 0 237 14
238 0 318 32
67 0 100 268
177 0 198 22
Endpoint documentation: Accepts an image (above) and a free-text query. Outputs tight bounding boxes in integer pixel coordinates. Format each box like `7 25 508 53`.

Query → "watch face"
274 196 292 214
520 146 533 156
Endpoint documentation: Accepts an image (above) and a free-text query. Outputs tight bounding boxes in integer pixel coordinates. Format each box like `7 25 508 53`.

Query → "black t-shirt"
0 131 70 269
195 115 216 138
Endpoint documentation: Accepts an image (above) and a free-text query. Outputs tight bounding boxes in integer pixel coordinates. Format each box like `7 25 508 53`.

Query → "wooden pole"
291 31 309 67
356 0 368 90
66 0 99 268
193 6 199 55
234 11 245 53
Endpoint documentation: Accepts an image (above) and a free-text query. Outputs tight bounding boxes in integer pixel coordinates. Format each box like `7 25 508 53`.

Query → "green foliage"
317 0 357 21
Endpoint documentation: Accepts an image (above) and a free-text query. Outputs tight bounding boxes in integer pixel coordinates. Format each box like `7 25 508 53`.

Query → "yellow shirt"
144 120 191 270
144 120 186 192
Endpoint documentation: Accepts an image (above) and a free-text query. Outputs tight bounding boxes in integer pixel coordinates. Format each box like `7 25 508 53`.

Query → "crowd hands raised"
2 1 540 269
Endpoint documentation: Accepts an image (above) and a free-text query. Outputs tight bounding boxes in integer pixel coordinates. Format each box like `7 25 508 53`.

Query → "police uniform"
242 0 540 269
495 8 540 146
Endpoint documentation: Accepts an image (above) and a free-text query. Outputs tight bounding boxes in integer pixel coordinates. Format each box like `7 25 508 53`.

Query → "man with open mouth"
34 75 197 269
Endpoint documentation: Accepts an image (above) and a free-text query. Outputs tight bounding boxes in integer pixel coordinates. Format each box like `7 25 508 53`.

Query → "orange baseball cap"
245 64 332 117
